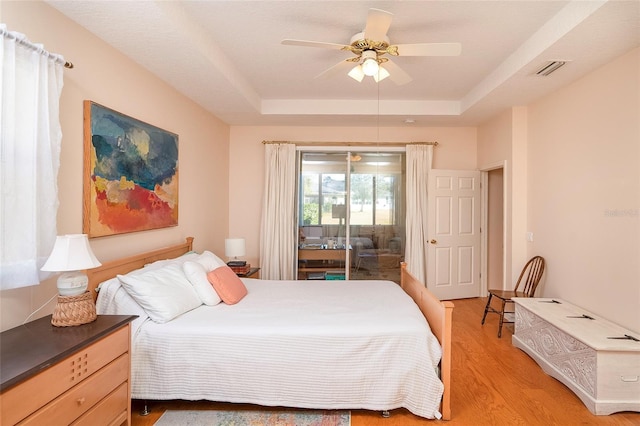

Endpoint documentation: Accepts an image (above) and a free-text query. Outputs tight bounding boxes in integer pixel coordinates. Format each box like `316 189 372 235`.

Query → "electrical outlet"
526 232 534 242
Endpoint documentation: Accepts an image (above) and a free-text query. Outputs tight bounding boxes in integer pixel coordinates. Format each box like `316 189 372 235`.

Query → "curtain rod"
1 26 73 69
262 141 438 146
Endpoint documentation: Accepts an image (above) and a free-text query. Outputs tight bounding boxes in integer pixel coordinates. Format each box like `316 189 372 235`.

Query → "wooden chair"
481 256 545 337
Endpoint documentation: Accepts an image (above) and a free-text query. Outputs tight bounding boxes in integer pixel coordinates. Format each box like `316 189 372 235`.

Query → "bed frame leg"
381 410 390 418
140 400 150 416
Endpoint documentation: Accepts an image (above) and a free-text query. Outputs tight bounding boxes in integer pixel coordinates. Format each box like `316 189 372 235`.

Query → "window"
298 150 405 282
0 26 64 290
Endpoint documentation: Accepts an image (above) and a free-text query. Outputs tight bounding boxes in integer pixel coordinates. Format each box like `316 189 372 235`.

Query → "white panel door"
427 170 481 300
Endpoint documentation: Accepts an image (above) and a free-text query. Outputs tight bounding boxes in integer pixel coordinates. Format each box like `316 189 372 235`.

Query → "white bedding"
100 278 444 419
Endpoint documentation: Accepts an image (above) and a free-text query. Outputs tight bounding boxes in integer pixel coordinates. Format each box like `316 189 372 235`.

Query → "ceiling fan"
282 8 461 85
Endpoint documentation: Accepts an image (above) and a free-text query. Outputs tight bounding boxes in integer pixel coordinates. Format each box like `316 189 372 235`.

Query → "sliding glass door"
297 150 405 282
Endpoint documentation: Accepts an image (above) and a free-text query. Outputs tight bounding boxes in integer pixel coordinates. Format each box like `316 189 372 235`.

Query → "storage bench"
512 298 640 415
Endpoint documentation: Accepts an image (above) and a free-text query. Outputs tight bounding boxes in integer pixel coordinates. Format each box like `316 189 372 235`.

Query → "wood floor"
131 297 639 425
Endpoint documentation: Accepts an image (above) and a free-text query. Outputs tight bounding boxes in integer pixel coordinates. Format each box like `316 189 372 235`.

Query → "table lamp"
41 234 102 296
225 238 245 263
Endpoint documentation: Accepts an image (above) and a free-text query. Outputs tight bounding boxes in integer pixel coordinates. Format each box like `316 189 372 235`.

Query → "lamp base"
51 291 97 327
57 271 89 296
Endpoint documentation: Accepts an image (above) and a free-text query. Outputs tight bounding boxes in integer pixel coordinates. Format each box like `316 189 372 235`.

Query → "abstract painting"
83 101 178 237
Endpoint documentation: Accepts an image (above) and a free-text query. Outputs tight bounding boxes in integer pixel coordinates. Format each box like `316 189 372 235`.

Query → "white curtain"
405 144 433 285
0 25 64 290
259 143 297 280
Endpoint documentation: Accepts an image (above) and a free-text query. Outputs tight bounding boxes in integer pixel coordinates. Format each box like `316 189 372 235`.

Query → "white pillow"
183 261 222 306
197 250 226 271
118 263 202 323
96 277 149 337
140 251 200 272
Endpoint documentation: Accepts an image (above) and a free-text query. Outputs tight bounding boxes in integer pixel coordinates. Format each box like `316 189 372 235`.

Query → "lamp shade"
361 57 379 76
373 66 390 82
348 65 365 82
225 238 246 258
360 50 379 77
41 234 102 272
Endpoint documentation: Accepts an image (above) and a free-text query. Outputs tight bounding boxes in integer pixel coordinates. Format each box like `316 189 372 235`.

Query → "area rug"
153 409 351 426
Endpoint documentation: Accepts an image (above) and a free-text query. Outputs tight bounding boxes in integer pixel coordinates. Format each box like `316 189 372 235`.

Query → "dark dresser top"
0 314 137 391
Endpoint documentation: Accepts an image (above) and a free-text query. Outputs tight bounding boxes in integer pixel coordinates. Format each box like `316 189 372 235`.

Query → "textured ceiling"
47 0 639 127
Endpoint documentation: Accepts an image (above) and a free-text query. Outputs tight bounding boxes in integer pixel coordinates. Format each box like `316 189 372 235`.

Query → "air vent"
536 61 568 76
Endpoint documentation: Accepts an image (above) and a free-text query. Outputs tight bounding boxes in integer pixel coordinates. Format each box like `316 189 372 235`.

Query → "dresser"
1 314 137 425
512 298 640 415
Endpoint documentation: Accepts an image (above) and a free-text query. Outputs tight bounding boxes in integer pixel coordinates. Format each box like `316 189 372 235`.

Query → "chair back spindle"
514 256 545 297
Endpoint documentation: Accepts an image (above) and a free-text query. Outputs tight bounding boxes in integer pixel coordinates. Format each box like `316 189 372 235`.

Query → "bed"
87 237 453 420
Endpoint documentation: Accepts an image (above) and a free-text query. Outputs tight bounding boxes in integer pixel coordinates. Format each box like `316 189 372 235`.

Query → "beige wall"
478 48 639 332
477 108 527 287
229 126 478 267
1 1 230 331
527 48 639 332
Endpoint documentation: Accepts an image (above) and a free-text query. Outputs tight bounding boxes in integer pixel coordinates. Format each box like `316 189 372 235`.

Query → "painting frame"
83 101 179 238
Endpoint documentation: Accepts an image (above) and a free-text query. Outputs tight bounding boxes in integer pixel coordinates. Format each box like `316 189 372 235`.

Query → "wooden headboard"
87 237 194 301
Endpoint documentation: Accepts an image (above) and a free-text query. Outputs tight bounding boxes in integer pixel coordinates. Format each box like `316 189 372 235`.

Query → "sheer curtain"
404 144 433 284
0 25 64 290
259 143 297 280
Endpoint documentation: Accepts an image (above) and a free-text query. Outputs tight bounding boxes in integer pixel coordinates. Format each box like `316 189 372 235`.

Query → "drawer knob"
77 397 86 405
621 375 639 382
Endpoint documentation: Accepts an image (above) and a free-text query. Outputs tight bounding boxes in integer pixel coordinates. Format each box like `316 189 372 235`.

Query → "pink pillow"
207 266 248 305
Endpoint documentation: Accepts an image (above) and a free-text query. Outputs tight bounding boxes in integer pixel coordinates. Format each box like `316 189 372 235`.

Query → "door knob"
430 239 437 244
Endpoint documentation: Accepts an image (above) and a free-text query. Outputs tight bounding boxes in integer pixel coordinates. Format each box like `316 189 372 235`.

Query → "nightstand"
238 267 260 279
1 314 137 426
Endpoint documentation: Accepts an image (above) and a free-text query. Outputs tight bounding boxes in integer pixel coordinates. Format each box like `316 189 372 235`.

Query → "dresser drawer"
19 354 129 425
72 382 128 426
2 326 129 425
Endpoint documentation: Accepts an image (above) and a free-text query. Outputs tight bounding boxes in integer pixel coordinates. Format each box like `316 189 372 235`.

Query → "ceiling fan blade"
393 42 462 57
281 39 349 50
364 8 393 41
315 59 354 80
382 60 413 85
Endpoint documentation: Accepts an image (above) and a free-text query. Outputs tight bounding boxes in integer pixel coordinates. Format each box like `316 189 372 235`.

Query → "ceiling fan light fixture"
283 8 461 86
348 65 365 82
362 58 379 76
361 50 379 76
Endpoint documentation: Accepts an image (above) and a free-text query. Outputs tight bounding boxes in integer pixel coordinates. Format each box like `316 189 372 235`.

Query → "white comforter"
102 279 444 418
